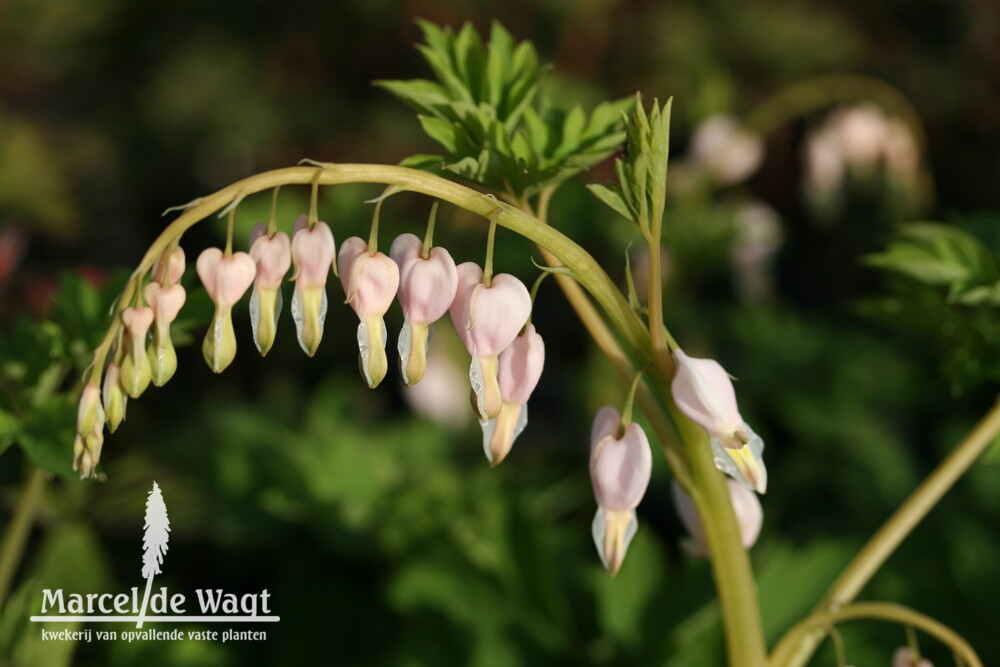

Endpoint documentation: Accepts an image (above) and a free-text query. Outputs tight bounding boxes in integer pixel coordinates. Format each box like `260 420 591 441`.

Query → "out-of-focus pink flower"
481 324 544 466
144 282 186 386
196 247 256 372
391 233 459 386
589 405 652 576
402 338 471 430
120 306 154 397
689 114 764 186
248 223 292 356
290 215 336 356
672 479 763 557
338 236 400 388
893 647 933 667
449 262 531 422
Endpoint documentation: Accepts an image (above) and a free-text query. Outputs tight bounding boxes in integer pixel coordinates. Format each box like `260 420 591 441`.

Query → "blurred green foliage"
2 1 1000 666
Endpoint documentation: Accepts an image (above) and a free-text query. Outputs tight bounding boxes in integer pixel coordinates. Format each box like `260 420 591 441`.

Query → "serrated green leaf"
485 22 514 108
374 79 451 117
587 184 633 221
555 106 586 159
400 153 446 171
454 22 486 102
417 45 473 104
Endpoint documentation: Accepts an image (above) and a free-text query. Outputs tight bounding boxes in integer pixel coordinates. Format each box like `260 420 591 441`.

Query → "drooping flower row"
74 210 544 478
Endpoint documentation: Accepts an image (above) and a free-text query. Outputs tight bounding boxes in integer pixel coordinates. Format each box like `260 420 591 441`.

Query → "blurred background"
2 0 1000 665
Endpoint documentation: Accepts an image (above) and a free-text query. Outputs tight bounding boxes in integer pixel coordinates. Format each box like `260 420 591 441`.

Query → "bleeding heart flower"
248 223 292 356
672 479 763 557
480 324 544 466
589 405 652 576
449 262 531 422
143 282 186 386
102 362 127 433
74 383 105 479
197 247 256 373
152 247 185 285
290 215 336 356
338 236 400 388
893 647 933 667
671 347 768 493
390 233 459 386
119 306 154 397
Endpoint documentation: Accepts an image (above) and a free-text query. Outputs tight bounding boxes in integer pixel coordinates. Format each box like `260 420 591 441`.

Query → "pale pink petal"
671 349 744 443
672 479 762 555
395 239 458 325
144 283 186 325
196 248 256 307
121 306 154 338
466 273 531 358
153 247 186 284
250 229 292 289
291 216 336 288
590 422 652 511
337 236 369 302
449 262 484 353
497 324 544 405
590 405 621 451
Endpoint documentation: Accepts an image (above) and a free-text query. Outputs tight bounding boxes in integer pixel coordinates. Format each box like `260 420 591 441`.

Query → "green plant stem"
775 602 982 667
769 399 1000 666
0 467 47 608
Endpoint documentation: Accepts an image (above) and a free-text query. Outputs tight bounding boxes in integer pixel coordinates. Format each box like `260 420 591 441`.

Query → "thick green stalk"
0 467 47 608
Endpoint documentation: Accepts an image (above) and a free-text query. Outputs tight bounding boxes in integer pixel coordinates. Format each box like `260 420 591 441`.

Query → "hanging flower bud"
338 236 400 388
290 215 336 356
480 324 544 466
893 647 933 667
119 306 154 398
143 282 186 386
196 247 256 373
390 233 458 386
449 262 531 422
671 479 763 557
248 223 292 356
74 383 105 479
152 246 186 285
102 362 127 432
589 405 652 576
671 348 768 493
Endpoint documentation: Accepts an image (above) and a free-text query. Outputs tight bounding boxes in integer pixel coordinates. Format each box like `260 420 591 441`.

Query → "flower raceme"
338 236 400 388
671 479 763 557
449 262 531 422
248 223 292 356
671 348 768 494
290 215 336 356
481 323 544 466
589 406 652 576
196 248 256 373
390 232 458 386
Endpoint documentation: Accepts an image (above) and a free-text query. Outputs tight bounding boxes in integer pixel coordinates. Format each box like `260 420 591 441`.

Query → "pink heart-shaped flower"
497 324 545 405
291 215 336 288
449 262 530 358
391 233 458 325
249 224 292 289
338 237 399 317
144 283 186 325
196 248 256 307
121 306 154 339
590 418 652 512
671 349 744 447
153 247 186 284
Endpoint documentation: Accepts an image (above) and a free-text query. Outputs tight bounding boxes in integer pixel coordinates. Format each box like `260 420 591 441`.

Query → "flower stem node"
74 383 106 479
143 282 186 386
290 215 336 356
102 362 127 432
589 405 652 576
390 233 459 386
672 479 763 557
339 236 400 388
196 247 256 373
120 306 154 397
248 223 292 356
449 262 531 422
480 324 545 466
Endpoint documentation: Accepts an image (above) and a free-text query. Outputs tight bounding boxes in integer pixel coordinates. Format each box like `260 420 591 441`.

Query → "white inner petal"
469 355 485 421
249 286 261 352
710 421 767 492
591 506 608 570
397 319 412 385
358 317 388 386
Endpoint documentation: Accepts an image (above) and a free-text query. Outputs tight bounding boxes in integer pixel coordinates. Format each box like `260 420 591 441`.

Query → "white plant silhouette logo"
137 481 170 628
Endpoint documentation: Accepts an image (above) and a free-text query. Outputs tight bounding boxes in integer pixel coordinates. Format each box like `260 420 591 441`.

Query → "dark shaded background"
2 0 1000 665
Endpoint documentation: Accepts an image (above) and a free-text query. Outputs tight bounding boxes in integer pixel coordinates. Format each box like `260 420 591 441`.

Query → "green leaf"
374 79 451 117
866 222 997 290
0 408 19 456
587 183 632 221
485 22 515 107
418 116 458 153
400 153 446 171
18 394 77 478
